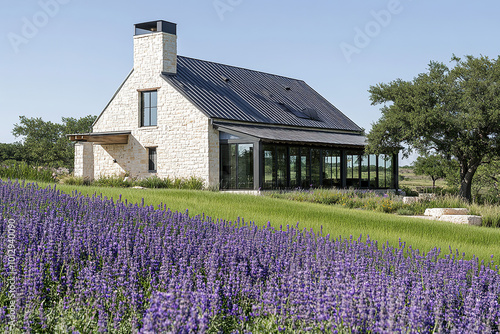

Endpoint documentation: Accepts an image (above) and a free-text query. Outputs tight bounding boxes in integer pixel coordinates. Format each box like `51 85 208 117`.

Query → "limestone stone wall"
90 30 219 187
74 142 94 180
133 32 177 75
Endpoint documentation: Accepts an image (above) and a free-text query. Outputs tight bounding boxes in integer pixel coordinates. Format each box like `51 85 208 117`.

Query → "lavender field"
1 180 499 333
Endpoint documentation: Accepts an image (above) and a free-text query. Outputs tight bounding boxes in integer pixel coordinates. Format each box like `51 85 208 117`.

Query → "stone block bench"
424 208 469 217
420 208 482 226
438 215 482 226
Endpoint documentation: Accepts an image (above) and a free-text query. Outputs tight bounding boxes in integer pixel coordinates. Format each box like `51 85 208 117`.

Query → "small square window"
141 91 157 127
148 147 157 172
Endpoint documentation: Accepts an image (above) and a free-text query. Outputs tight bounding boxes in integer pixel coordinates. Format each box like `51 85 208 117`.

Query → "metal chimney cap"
134 20 177 36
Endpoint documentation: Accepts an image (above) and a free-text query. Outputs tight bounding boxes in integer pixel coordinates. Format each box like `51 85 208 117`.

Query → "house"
68 20 398 190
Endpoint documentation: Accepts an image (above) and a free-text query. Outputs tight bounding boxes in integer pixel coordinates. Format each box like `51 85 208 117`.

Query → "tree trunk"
459 163 480 203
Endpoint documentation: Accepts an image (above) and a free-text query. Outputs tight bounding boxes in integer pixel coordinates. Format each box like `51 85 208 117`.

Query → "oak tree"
367 55 500 202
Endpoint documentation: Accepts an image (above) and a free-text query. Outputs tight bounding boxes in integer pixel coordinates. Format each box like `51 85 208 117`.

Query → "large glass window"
323 150 333 188
237 144 254 189
322 150 341 188
221 144 236 189
141 91 157 127
277 146 287 188
385 155 393 188
378 154 393 188
311 148 321 187
361 155 369 188
333 152 341 186
289 147 300 188
221 143 253 189
300 147 310 188
346 154 355 187
346 153 362 188
369 154 378 188
257 144 396 190
263 144 275 189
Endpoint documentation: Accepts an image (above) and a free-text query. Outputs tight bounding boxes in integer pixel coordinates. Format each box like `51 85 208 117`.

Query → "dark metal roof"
162 56 363 132
215 123 366 147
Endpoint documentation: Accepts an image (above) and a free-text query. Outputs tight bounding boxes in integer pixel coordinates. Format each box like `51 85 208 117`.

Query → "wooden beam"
69 134 129 145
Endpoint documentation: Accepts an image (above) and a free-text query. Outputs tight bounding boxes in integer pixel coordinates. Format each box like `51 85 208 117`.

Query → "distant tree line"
0 115 96 169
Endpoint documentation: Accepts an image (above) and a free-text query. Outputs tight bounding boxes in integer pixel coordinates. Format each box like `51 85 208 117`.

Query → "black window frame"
141 90 158 127
148 147 157 173
220 143 254 190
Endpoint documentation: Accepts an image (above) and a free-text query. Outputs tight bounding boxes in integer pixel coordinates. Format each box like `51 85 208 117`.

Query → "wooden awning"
67 131 131 145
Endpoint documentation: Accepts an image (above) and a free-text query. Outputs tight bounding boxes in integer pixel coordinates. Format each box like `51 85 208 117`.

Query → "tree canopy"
0 142 27 162
367 55 500 201
11 115 96 168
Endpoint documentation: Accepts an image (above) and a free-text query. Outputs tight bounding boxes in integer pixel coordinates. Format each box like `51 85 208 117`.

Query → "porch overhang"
214 123 366 148
67 131 131 145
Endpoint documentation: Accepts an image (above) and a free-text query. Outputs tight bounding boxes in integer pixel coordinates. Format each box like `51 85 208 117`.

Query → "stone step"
424 208 469 218
438 215 482 226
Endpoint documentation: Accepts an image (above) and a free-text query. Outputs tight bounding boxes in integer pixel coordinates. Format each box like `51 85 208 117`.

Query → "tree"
0 142 27 163
12 115 96 168
12 116 65 166
367 55 500 202
60 116 96 167
413 155 454 188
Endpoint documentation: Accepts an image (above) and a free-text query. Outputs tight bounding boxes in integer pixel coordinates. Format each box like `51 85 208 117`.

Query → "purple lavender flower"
0 179 498 333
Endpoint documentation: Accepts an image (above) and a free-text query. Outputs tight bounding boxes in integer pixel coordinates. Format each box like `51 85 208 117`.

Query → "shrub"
135 176 204 190
94 175 133 188
474 192 500 206
399 185 418 197
136 175 173 189
469 203 500 228
182 176 204 190
266 189 402 213
0 161 56 183
59 175 91 186
396 208 415 216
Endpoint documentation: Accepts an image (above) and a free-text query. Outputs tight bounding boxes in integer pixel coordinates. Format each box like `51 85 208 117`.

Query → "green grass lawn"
30 180 500 263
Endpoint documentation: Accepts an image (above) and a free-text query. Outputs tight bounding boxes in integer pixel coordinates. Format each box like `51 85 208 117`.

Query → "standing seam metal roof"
214 123 367 147
162 56 363 132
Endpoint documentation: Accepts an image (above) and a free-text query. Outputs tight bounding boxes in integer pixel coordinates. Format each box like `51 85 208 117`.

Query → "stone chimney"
133 20 177 75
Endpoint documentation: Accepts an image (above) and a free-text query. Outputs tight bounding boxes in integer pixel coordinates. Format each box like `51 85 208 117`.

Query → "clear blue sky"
2 0 500 165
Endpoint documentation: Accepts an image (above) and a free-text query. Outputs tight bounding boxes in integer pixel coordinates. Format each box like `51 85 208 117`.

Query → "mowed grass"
28 180 500 264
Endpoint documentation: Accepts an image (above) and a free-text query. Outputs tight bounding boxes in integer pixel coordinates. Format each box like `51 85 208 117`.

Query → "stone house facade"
71 21 218 186
69 20 398 190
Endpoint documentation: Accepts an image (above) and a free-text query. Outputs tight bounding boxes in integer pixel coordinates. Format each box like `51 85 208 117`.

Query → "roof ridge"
177 55 306 83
